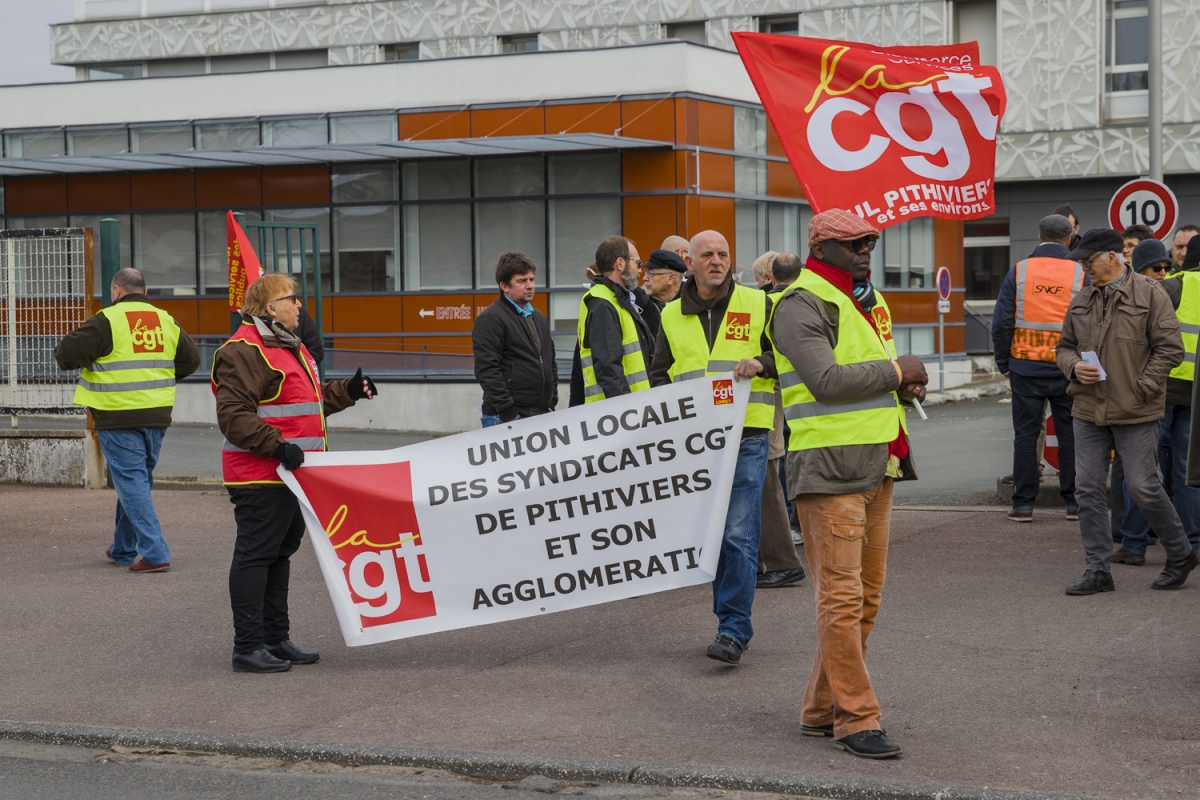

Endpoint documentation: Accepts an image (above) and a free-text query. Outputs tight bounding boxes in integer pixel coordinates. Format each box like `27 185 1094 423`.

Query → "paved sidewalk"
3 486 1198 799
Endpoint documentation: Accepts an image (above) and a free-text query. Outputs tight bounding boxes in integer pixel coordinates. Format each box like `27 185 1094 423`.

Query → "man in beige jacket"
1057 228 1197 595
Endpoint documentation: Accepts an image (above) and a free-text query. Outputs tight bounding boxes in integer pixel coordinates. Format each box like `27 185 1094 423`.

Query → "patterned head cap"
807 209 881 248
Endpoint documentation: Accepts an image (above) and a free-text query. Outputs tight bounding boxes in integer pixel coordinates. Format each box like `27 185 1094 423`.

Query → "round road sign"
1108 178 1178 240
936 266 951 301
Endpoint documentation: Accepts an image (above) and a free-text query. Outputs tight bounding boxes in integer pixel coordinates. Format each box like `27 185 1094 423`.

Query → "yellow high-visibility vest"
73 301 180 412
659 283 775 429
770 270 906 451
1167 271 1200 382
577 282 649 402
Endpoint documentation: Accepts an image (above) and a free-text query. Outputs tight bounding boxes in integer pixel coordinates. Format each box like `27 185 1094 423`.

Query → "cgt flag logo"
294 462 436 628
126 311 166 353
724 312 751 342
712 378 734 405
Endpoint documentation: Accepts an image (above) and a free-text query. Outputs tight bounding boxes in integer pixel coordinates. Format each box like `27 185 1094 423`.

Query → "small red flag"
732 34 1007 230
227 211 263 313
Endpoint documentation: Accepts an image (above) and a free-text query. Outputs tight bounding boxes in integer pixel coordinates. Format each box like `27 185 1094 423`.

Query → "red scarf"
803 256 909 462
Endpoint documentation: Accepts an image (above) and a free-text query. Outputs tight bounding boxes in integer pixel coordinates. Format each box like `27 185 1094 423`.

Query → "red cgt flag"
732 34 1007 230
227 210 263 313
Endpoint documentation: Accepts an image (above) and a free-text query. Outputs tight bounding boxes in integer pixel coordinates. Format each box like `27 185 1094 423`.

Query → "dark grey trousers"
1074 418 1191 573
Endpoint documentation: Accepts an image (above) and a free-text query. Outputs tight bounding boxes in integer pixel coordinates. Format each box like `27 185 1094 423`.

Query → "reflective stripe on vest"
769 270 907 452
211 321 326 486
73 302 180 412
659 283 775 429
1169 271 1200 381
1011 257 1084 363
577 283 650 402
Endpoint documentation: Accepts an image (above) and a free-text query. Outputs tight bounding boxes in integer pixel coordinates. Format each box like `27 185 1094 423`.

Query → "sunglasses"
272 293 300 305
1147 264 1170 273
835 236 877 254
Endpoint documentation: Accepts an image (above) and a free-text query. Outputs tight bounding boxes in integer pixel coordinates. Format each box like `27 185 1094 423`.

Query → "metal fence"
0 228 93 416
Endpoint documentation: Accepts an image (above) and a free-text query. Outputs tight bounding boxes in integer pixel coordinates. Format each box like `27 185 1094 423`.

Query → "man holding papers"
1056 228 1196 595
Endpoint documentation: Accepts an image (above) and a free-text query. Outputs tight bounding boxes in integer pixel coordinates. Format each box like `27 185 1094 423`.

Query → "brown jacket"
212 317 355 466
770 281 916 497
1056 267 1183 426
53 294 201 430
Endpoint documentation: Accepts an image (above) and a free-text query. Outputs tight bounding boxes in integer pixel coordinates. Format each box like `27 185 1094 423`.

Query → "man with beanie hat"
1057 228 1196 596
642 249 687 310
992 214 1082 523
1113 235 1200 564
770 209 927 760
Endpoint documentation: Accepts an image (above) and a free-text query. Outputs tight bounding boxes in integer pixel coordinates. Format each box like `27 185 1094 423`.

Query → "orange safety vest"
1011 257 1084 363
211 321 327 486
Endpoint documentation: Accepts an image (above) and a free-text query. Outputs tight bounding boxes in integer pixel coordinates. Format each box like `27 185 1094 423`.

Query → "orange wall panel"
619 98 675 143
6 176 68 215
401 294 475 333
674 98 698 146
330 295 402 333
767 161 803 199
697 101 734 151
697 196 735 254
262 166 330 207
622 151 676 192
943 327 964 354
766 120 786 158
934 218 964 292
677 194 700 240
196 169 262 209
546 102 621 136
131 172 196 211
150 298 199 334
399 110 470 140
198 298 233 336
675 150 696 192
471 106 545 138
698 153 733 193
624 195 678 256
67 174 131 213
882 292 912 324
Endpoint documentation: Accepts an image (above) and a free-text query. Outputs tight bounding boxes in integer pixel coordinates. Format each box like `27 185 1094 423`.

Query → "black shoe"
1007 509 1033 522
801 722 834 737
1110 548 1145 566
1065 507 1080 521
706 635 743 665
833 729 902 759
757 567 806 589
1151 550 1199 590
265 639 320 665
1065 570 1115 596
1001 474 1014 485
232 648 292 673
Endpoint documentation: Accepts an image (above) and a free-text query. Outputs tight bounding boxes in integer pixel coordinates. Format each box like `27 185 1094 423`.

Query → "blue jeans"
712 432 769 647
98 428 170 566
481 413 503 428
1119 403 1200 556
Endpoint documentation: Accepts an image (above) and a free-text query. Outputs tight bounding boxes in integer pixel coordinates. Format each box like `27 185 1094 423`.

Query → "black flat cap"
1067 228 1125 262
646 249 688 273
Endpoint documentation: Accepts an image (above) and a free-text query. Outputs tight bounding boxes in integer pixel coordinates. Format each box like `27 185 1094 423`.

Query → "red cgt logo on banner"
732 34 1007 230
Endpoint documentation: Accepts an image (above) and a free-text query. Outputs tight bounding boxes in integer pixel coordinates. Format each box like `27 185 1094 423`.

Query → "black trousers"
228 486 306 654
1009 371 1076 511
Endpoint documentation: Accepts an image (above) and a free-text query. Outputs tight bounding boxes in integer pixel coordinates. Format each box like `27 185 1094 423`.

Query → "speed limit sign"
1108 178 1179 240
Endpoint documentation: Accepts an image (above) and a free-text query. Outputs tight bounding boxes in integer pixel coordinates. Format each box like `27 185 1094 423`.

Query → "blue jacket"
991 243 1073 378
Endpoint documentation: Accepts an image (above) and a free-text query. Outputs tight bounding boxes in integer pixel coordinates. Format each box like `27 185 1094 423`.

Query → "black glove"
348 367 378 401
274 442 305 471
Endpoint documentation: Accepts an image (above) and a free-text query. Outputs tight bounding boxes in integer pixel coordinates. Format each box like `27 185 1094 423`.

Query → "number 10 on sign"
1108 178 1179 241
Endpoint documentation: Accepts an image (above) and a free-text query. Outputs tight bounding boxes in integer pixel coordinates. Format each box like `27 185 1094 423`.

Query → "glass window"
475 156 543 197
734 157 766 195
735 199 767 276
333 163 398 204
131 125 193 153
733 107 767 155
262 118 327 148
88 63 142 80
69 215 132 295
759 15 799 34
548 197 620 289
501 35 539 53
146 58 207 78
330 115 396 145
335 205 398 292
383 43 420 61
197 121 259 150
5 131 65 159
274 50 328 70
198 210 261 295
403 204 472 290
1104 0 1148 118
68 128 128 156
134 213 197 295
402 160 470 200
210 54 271 74
876 217 934 289
475 200 545 287
665 21 707 44
263 208 332 293
548 153 619 194
767 203 800 255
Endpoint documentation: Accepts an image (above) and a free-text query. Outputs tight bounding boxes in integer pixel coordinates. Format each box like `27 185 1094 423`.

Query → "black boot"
1065 570 1114 596
232 647 292 673
1151 550 1199 591
265 639 320 665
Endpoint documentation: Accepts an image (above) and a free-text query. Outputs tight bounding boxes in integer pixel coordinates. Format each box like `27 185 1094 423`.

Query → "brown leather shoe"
1007 510 1033 523
1110 548 1145 566
129 560 170 573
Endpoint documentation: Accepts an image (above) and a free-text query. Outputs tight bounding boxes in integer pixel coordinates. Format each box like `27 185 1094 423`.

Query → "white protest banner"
280 374 749 646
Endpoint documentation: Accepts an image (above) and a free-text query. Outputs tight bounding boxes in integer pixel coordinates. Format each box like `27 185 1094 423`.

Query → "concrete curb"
0 720 1102 800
